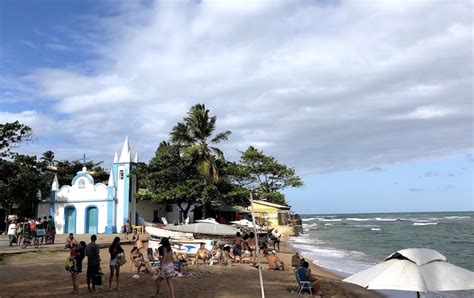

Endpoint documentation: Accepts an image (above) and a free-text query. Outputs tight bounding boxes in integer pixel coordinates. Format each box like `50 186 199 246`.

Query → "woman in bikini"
155 238 176 298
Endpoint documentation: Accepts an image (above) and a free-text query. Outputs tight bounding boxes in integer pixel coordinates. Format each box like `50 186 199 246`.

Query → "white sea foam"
302 217 318 222
318 218 342 222
444 216 470 219
375 217 398 221
289 240 372 275
371 228 382 231
346 218 371 221
324 223 333 226
413 222 438 226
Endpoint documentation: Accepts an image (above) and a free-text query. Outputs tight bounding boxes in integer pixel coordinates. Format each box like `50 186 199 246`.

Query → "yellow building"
250 200 291 227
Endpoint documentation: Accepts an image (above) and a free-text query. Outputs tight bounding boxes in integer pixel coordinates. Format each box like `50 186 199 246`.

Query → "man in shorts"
86 234 101 292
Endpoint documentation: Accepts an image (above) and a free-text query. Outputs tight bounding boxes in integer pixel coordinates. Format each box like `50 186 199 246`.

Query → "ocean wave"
375 217 398 221
413 222 438 226
346 218 371 221
302 217 318 222
324 223 333 226
370 228 382 231
318 218 342 222
444 216 470 219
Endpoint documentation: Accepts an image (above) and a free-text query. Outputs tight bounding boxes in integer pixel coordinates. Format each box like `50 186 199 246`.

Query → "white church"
38 137 163 235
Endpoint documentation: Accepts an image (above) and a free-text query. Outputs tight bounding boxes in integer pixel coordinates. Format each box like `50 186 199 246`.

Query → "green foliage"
227 146 303 205
0 154 52 219
0 121 33 157
53 159 109 186
170 104 231 183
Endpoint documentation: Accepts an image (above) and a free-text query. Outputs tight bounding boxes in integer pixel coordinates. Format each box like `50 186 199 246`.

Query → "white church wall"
37 203 50 218
166 203 195 224
136 200 159 223
54 201 108 235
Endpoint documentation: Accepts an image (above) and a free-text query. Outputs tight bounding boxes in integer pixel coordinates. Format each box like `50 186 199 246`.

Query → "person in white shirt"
7 220 17 246
271 229 281 252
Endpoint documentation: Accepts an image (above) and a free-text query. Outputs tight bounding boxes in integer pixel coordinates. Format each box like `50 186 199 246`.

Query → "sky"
0 0 472 214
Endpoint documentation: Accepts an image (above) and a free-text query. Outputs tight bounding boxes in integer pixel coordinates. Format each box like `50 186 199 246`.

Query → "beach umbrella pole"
250 192 265 298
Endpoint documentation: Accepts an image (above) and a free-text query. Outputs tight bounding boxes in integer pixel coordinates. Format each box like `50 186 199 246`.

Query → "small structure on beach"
250 200 291 227
37 137 157 235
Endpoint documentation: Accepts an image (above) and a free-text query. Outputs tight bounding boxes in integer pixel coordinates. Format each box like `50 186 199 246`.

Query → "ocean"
289 211 473 277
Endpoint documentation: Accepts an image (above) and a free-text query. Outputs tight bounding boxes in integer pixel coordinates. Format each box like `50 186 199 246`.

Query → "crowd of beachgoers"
4 217 327 296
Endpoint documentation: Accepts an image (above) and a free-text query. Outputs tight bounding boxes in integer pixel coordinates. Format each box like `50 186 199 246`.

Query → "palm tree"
170 104 231 183
41 150 57 166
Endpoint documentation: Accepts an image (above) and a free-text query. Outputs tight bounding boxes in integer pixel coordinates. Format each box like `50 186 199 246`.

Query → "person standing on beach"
108 237 124 291
7 220 17 246
155 238 176 298
47 215 56 244
86 234 101 292
123 220 131 240
69 241 86 295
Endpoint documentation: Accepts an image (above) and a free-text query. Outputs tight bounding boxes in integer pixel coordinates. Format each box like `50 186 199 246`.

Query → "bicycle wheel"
34 238 40 249
20 239 28 249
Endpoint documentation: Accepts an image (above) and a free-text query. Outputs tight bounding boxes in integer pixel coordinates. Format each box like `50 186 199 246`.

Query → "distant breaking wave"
413 222 438 226
318 218 342 222
346 218 371 221
444 216 470 219
371 228 382 231
375 217 398 221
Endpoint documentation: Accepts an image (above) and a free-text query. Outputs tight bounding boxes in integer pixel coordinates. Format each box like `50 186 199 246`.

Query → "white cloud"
2 0 473 172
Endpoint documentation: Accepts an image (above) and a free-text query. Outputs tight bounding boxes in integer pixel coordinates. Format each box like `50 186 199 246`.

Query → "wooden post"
250 192 265 298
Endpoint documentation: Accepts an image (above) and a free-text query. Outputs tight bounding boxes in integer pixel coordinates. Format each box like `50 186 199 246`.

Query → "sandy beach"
0 239 382 297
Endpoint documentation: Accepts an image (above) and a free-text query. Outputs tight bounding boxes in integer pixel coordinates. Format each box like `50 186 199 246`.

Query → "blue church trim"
84 205 98 234
105 186 116 234
123 166 130 224
71 172 94 185
49 191 56 217
64 206 76 234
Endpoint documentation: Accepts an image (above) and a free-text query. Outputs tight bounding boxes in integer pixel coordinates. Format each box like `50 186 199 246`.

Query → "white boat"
162 222 240 236
145 225 194 240
195 218 218 224
148 238 214 255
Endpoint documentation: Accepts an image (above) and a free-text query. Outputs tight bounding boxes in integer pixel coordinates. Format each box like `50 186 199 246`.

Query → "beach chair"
147 248 160 268
294 270 312 295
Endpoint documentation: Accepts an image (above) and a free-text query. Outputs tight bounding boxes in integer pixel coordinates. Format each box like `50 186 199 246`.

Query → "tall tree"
0 154 52 226
229 146 303 205
135 142 213 221
40 150 57 166
170 104 231 183
0 121 34 157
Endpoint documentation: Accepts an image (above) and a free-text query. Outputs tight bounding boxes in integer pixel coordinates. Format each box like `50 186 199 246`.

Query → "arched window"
119 170 124 180
79 179 85 189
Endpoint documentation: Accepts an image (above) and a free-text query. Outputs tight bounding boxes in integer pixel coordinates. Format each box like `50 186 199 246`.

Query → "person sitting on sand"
297 261 321 293
267 250 284 271
130 247 146 273
222 245 234 266
65 233 78 249
233 232 243 263
194 242 210 266
209 243 222 265
292 252 301 269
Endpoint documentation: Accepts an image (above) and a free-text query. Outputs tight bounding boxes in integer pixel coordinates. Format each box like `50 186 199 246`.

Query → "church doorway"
64 206 76 234
85 206 98 234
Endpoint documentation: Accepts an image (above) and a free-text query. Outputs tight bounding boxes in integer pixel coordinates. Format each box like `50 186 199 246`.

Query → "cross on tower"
81 153 90 167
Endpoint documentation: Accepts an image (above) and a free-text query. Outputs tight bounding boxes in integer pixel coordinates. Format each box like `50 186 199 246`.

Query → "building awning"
214 204 250 213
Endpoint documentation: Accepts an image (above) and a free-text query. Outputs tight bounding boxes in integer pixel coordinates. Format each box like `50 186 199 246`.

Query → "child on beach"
130 247 146 273
69 241 86 295
194 242 210 266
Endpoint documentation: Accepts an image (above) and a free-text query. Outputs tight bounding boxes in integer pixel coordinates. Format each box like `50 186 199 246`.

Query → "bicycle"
20 234 41 249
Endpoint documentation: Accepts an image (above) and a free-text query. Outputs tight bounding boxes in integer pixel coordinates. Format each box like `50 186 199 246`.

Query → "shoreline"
279 239 383 297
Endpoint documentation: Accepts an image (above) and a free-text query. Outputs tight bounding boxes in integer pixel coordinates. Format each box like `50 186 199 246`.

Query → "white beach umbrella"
343 248 474 297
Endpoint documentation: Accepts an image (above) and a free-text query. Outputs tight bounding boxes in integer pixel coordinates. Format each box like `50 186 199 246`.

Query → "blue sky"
1 0 472 213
